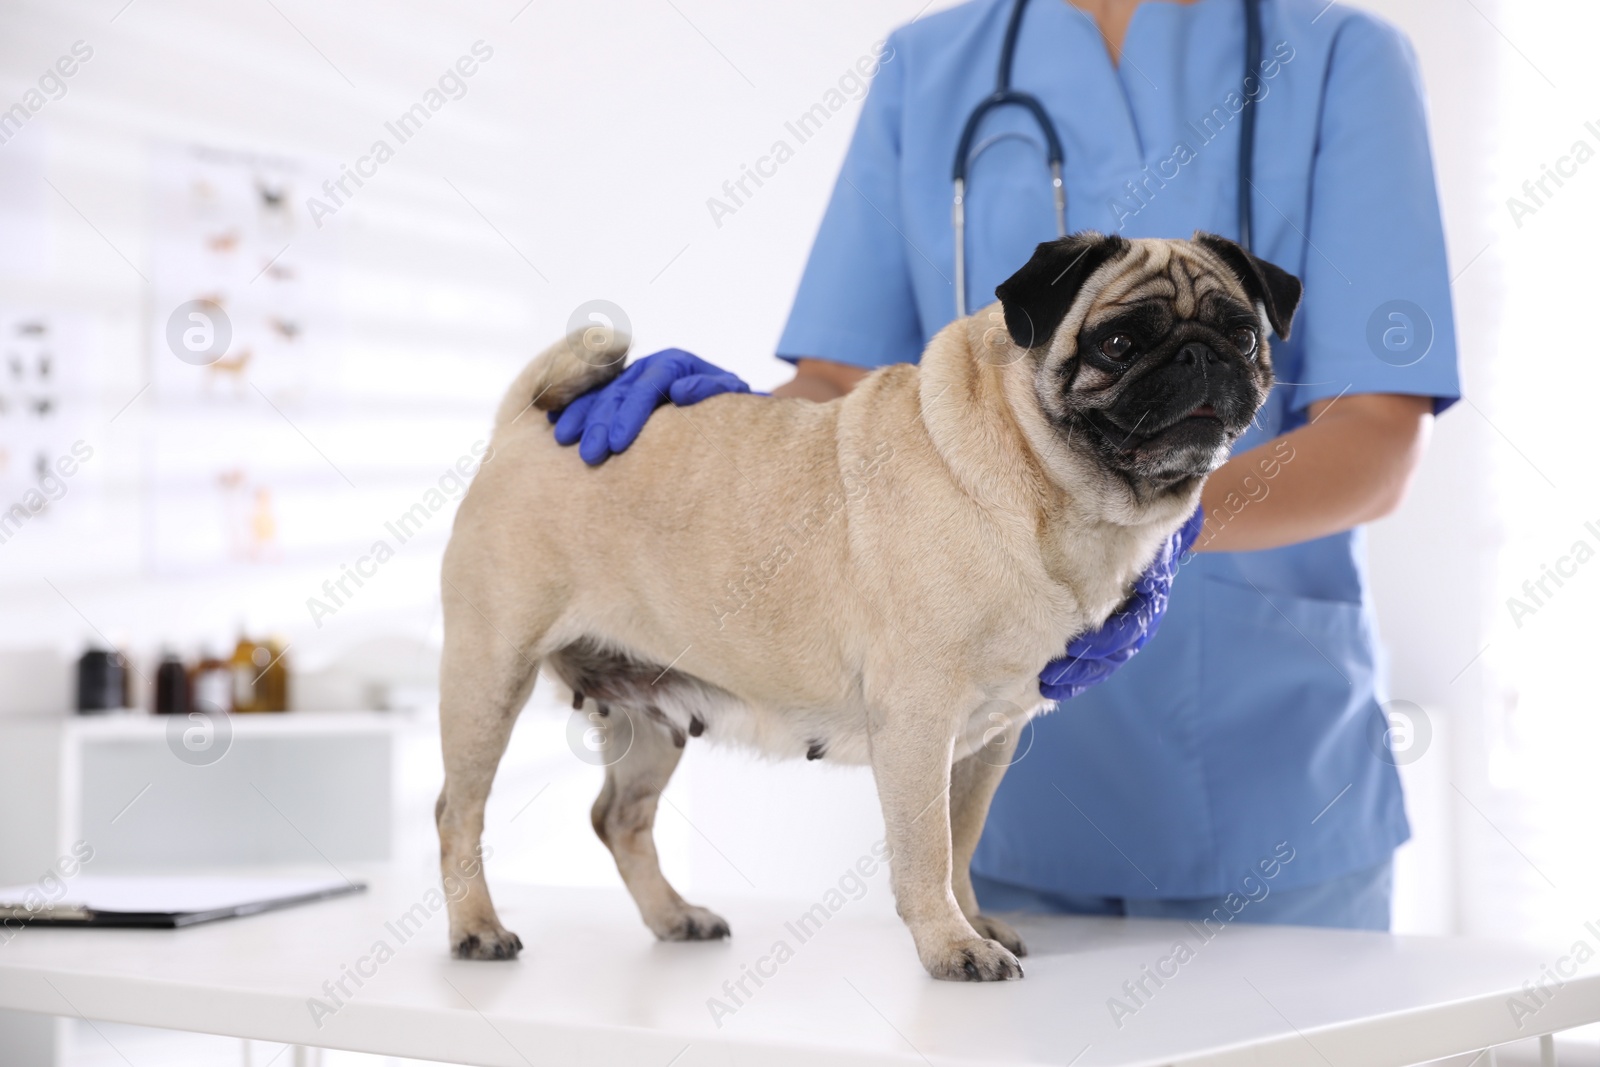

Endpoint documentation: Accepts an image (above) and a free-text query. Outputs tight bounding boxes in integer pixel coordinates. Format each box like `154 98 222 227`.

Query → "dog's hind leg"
591 707 730 941
949 738 1027 957
437 581 543 961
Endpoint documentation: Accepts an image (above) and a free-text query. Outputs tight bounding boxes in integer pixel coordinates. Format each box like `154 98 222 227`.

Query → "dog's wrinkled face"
995 231 1301 493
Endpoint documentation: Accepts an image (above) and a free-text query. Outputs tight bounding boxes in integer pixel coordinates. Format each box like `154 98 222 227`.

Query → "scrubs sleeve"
1289 14 1461 416
776 32 928 369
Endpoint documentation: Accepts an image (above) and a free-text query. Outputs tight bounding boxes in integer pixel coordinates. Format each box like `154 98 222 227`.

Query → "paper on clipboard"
0 875 364 927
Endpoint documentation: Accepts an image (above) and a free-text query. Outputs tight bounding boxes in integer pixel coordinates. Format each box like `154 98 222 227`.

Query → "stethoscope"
952 0 1263 315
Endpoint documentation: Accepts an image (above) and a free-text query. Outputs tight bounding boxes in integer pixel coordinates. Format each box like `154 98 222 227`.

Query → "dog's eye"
1229 327 1258 357
1098 333 1135 362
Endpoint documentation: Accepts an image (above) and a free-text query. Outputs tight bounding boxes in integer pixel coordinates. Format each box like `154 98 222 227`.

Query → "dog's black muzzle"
1078 337 1267 484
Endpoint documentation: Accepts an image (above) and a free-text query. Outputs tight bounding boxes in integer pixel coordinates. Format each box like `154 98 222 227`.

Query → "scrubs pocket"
1200 574 1374 704
1196 574 1386 844
1196 575 1408 883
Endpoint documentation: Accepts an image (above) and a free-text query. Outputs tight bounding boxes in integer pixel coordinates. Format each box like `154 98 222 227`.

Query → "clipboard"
0 875 366 929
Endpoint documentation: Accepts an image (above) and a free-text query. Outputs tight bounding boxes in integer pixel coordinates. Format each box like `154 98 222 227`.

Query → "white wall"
1358 0 1600 951
1355 0 1505 937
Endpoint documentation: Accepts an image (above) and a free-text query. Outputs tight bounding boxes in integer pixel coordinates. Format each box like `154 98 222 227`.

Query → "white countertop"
1 876 1595 1066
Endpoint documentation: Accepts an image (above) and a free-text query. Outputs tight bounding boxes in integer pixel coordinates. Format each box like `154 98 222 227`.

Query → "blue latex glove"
1039 508 1206 701
550 348 756 465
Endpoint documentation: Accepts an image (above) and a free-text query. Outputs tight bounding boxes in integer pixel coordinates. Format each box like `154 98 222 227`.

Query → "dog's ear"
1194 232 1302 341
994 232 1130 349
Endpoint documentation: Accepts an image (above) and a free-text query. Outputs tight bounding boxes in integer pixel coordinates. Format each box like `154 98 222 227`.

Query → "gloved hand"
550 348 757 465
1039 507 1205 701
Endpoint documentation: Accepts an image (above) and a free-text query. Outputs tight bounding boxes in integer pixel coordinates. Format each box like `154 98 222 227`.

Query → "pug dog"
436 231 1299 981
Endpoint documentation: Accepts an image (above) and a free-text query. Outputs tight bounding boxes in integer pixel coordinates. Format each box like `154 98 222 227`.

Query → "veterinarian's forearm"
771 358 869 400
1195 393 1433 553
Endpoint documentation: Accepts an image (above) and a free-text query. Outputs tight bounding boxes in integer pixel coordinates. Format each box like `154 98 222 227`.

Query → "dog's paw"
452 926 523 961
970 914 1028 957
650 904 731 942
921 937 1024 982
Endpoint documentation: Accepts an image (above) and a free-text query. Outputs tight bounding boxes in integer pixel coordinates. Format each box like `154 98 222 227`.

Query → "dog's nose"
1176 342 1218 367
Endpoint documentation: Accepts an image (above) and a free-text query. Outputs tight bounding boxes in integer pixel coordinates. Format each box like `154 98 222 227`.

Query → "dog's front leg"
869 709 1024 981
949 733 1027 957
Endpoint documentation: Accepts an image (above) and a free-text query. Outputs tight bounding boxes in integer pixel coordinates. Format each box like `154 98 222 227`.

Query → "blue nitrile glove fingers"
606 349 701 454
577 380 633 465
552 357 655 458
1039 507 1204 701
547 348 755 465
1176 505 1206 555
668 371 751 406
549 356 659 455
551 390 600 446
1039 655 1119 699
556 358 649 463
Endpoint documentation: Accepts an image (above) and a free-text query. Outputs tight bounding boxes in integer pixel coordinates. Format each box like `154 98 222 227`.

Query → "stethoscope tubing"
952 0 1262 316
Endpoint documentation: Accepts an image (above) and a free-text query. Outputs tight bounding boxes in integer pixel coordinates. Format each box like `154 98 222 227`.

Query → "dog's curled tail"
494 328 630 430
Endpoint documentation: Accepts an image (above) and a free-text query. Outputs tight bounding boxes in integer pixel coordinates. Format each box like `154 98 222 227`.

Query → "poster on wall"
0 308 96 548
149 142 338 407
147 142 344 574
0 307 103 572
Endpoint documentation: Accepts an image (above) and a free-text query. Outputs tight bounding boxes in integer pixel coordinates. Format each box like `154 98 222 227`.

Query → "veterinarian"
552 0 1459 931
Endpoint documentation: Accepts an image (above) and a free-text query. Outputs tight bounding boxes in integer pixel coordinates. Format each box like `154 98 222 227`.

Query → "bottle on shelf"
190 646 232 715
256 636 290 712
74 647 127 714
154 649 191 715
121 648 133 710
230 630 264 713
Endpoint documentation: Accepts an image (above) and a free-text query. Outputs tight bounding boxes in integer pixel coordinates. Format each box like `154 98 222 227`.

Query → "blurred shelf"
0 708 425 739
0 709 407 887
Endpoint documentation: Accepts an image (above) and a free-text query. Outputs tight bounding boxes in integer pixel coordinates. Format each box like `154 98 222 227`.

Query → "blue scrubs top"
776 0 1461 898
